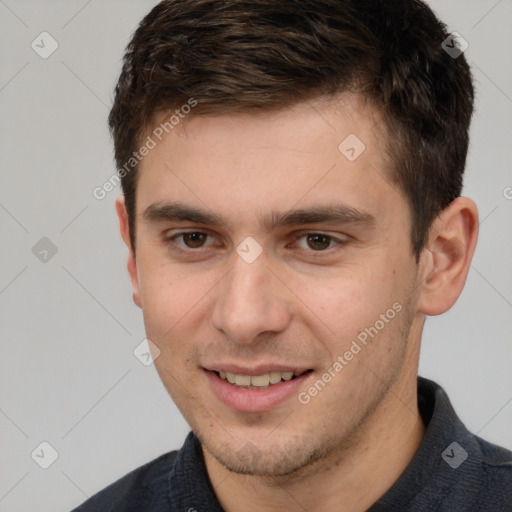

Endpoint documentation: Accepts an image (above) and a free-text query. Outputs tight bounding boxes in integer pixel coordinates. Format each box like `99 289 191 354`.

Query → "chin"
200 430 332 479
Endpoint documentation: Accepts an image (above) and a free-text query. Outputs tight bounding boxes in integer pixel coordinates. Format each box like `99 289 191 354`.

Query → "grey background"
0 1 511 510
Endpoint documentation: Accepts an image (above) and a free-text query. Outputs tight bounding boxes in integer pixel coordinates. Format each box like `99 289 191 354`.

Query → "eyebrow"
269 204 375 229
143 202 224 226
142 201 376 230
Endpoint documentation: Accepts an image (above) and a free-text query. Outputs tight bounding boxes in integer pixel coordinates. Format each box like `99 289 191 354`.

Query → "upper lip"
204 364 312 376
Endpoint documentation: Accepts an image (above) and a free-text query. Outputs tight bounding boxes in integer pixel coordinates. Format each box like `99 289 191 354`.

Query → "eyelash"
164 230 346 255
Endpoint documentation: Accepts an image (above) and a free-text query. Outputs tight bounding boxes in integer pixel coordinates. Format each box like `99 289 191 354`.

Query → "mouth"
204 366 314 412
213 369 312 389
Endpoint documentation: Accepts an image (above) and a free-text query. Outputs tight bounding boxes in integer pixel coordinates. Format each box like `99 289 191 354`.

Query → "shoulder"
471 435 512 508
70 451 178 512
411 377 512 510
477 434 512 468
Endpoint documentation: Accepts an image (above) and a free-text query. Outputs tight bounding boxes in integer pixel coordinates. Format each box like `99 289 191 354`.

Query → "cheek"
136 255 222 358
295 264 408 353
137 257 194 339
301 270 378 320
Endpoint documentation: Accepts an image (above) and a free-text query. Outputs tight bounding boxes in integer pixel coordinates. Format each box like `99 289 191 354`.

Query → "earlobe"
417 197 479 316
115 196 142 308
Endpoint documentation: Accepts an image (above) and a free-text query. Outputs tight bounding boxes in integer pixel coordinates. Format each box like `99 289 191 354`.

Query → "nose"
211 252 292 344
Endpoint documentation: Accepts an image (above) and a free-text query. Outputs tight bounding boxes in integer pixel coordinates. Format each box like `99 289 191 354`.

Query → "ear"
417 197 479 316
115 195 141 308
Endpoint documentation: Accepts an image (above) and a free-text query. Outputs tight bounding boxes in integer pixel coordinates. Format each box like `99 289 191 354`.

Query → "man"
72 0 512 510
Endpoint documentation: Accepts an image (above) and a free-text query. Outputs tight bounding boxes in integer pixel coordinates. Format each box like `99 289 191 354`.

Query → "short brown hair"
109 0 474 258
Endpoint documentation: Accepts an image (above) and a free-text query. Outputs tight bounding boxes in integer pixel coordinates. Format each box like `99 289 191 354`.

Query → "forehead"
136 95 403 228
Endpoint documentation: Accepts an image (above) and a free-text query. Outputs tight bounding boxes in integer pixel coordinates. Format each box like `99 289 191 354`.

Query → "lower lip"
205 370 312 413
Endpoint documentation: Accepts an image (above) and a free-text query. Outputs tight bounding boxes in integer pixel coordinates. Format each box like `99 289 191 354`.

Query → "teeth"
218 370 305 388
269 372 282 384
235 374 251 386
251 374 270 387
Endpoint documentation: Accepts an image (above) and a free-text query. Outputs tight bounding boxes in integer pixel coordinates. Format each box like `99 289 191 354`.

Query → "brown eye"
306 234 332 251
182 232 208 248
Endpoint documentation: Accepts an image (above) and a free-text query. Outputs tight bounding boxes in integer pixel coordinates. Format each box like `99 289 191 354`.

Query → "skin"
116 94 478 511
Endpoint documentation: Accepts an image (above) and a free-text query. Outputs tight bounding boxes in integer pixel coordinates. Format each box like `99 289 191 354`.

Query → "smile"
215 370 309 389
205 367 314 412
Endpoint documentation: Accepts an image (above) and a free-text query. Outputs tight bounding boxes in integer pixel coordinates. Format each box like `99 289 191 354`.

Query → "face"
122 95 424 477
